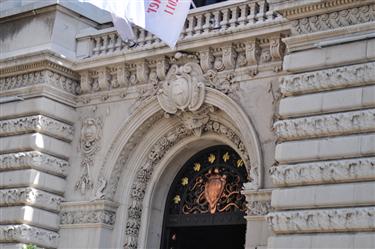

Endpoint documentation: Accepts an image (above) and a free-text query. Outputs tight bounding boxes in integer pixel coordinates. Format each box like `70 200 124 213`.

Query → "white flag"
126 0 192 48
78 0 135 41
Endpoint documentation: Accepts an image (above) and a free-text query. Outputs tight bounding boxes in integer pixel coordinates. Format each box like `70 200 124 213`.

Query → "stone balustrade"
77 0 281 58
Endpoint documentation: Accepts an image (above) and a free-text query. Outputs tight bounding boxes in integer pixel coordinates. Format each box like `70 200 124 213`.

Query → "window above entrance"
193 0 227 8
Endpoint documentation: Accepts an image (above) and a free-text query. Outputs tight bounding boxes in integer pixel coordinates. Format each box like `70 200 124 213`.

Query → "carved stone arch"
94 88 262 201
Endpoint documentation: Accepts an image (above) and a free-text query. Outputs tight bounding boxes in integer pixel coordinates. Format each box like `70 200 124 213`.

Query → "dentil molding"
280 61 375 96
270 157 375 187
267 206 375 234
274 109 375 141
0 151 69 177
0 115 74 141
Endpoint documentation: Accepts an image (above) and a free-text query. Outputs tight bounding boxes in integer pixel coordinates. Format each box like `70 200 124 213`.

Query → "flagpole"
191 1 197 9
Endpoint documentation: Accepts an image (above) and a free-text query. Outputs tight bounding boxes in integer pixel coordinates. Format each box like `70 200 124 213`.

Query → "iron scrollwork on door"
165 145 248 226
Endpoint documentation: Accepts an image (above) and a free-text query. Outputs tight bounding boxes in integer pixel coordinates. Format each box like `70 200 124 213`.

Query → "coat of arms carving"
157 62 205 114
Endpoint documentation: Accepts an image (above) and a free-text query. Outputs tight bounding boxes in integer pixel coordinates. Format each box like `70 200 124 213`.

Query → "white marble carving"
0 70 79 95
0 224 59 248
0 115 74 141
270 157 375 187
267 207 375 234
60 210 116 226
157 62 205 114
76 117 103 195
274 109 375 141
0 188 63 212
292 4 375 35
280 62 375 96
0 152 69 177
124 121 253 249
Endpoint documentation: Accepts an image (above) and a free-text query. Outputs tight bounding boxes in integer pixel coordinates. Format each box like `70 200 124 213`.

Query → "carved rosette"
157 62 205 114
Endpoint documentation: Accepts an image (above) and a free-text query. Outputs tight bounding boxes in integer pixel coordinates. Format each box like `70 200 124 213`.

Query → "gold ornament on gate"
204 169 227 214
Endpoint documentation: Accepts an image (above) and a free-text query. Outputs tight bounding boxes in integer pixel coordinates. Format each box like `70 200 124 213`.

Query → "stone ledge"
271 182 375 210
0 206 59 231
279 85 375 118
0 115 74 142
0 224 59 248
0 187 63 212
274 109 375 141
0 169 65 195
0 133 72 160
280 61 375 97
275 133 375 164
267 206 375 234
0 151 69 177
267 232 375 249
270 157 375 187
0 97 76 124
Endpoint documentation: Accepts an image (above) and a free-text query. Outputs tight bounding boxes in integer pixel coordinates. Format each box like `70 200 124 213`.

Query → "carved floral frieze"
274 109 375 141
60 210 116 226
267 207 375 234
270 157 375 187
0 224 59 248
0 188 63 212
0 115 74 141
0 151 69 177
291 4 375 35
280 62 375 96
75 116 103 195
0 70 79 95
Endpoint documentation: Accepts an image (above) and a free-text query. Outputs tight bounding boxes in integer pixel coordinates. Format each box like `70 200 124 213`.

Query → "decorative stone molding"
157 62 205 114
0 70 79 95
205 70 239 98
291 4 375 35
76 116 104 195
173 105 215 137
267 207 375 234
242 189 272 217
0 115 74 141
0 188 63 212
123 120 253 249
274 109 375 141
60 200 119 228
0 151 69 177
270 157 375 187
0 224 59 248
280 62 375 96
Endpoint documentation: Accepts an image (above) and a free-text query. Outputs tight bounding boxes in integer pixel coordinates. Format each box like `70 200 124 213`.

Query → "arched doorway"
161 145 248 249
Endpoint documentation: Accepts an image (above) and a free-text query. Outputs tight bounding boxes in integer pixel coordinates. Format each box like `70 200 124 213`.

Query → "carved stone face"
171 76 189 108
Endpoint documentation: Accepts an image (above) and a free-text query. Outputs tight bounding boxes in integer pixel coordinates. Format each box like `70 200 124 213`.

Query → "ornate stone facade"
1 0 374 248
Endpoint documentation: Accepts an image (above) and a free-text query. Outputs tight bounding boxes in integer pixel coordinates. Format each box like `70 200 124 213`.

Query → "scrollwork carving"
157 62 205 114
76 116 103 195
